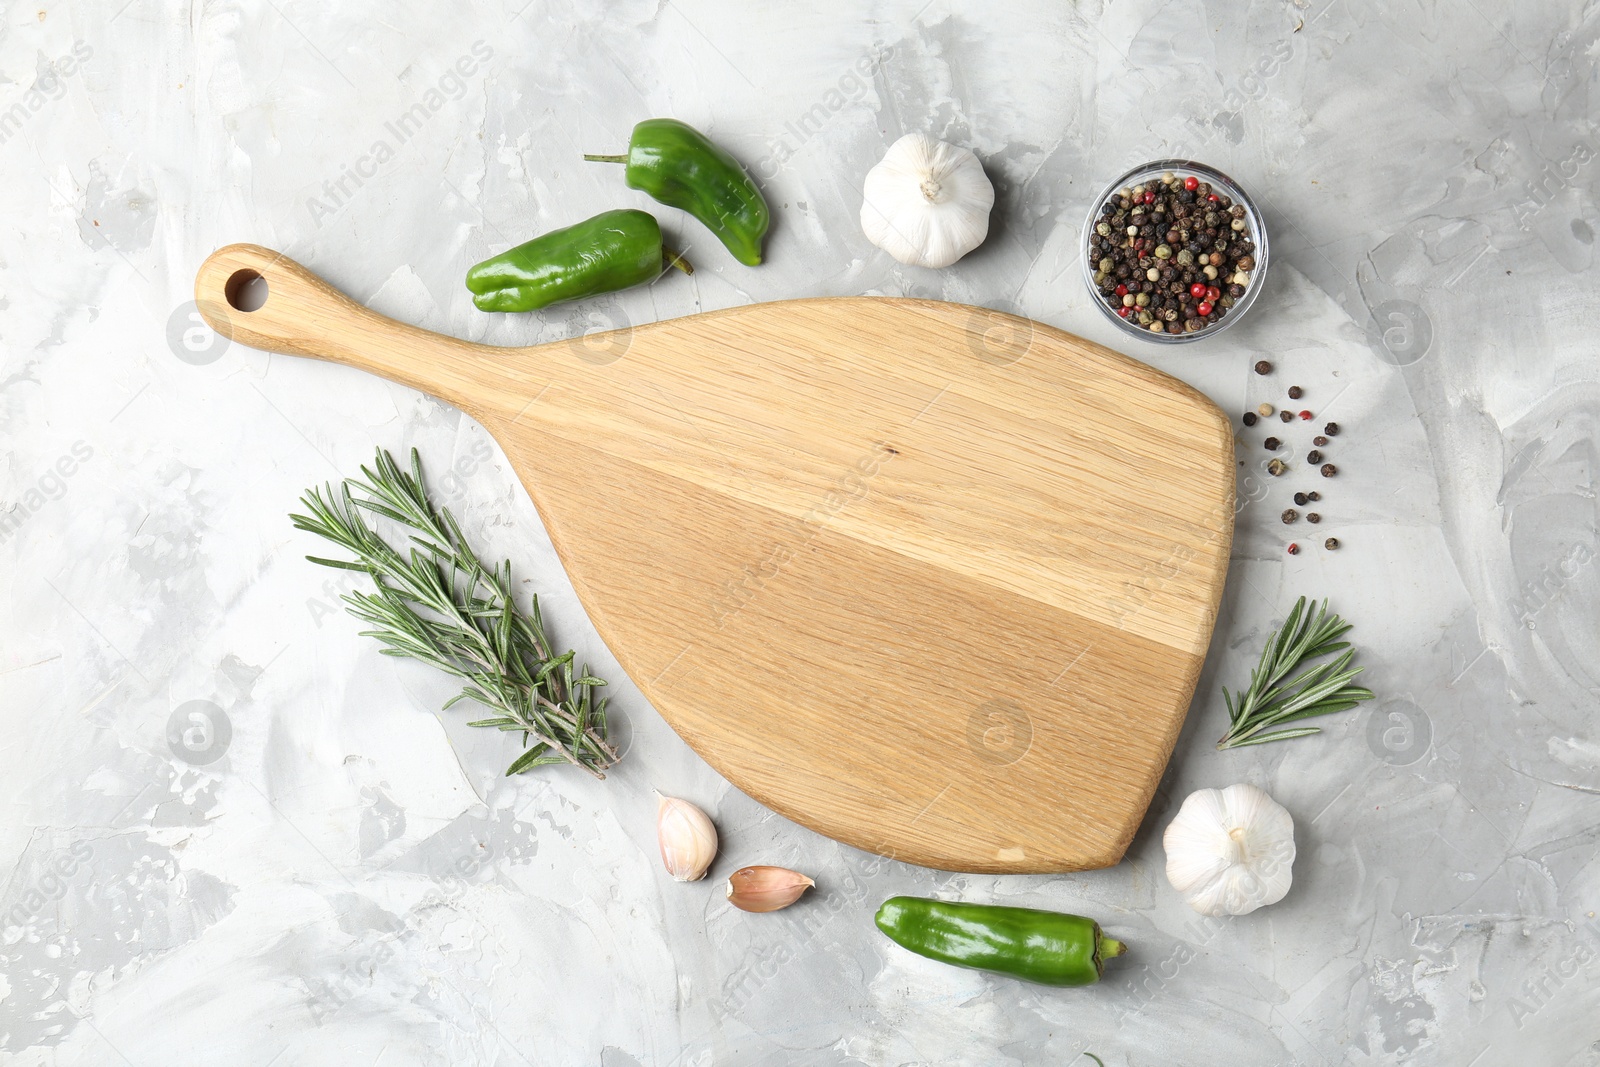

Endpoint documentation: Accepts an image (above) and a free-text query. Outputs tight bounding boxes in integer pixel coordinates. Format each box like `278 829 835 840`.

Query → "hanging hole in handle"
225 269 269 312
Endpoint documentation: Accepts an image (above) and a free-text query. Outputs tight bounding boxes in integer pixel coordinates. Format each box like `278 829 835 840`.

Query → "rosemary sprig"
290 448 617 778
1216 596 1375 750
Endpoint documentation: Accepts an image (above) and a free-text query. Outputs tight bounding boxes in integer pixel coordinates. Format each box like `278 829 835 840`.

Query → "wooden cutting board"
196 244 1234 874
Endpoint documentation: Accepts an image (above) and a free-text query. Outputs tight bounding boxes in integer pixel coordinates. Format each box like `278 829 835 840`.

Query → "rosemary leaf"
1225 726 1325 747
506 746 568 775
305 556 373 572
1216 596 1375 751
291 448 618 778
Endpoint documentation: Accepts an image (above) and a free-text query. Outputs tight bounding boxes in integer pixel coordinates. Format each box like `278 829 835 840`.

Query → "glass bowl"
1081 159 1269 344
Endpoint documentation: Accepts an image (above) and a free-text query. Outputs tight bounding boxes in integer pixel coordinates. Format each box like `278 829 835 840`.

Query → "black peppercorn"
1279 410 1294 423
1287 386 1303 400
1293 492 1309 506
1308 491 1320 502
1324 422 1339 436
1324 537 1339 550
1313 435 1329 447
1255 360 1272 375
1264 437 1281 450
1243 412 1258 426
1268 458 1287 476
1307 512 1321 524
1307 449 1323 464
1320 463 1337 477
1281 508 1298 524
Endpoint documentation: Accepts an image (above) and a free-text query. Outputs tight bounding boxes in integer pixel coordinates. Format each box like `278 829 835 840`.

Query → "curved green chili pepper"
585 118 770 267
874 896 1126 987
464 208 691 313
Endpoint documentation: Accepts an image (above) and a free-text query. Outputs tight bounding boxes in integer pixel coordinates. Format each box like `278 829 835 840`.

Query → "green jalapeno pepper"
464 208 691 313
585 118 770 267
874 896 1126 987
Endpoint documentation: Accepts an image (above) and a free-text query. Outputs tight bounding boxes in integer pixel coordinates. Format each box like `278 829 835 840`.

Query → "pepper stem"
583 153 628 164
1099 936 1127 960
661 245 694 276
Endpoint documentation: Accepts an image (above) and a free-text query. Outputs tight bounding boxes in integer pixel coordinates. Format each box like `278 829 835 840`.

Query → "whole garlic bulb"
1163 783 1295 917
860 133 994 268
657 795 718 882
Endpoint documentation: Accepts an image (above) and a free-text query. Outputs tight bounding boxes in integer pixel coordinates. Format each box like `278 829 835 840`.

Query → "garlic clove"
725 865 815 913
656 795 718 882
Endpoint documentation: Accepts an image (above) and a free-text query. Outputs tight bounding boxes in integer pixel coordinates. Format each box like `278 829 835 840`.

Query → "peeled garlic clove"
657 795 717 882
725 865 815 913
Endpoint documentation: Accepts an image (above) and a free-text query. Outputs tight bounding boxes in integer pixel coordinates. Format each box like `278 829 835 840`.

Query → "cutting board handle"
193 243 518 413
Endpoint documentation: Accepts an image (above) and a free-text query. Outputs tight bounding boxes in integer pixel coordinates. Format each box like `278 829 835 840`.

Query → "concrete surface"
2 0 1598 1064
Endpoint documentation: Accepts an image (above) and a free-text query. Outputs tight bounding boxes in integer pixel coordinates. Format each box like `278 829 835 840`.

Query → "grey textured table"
3 1 1598 1064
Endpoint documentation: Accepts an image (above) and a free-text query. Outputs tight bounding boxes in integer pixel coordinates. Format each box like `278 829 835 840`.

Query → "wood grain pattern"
196 243 1234 873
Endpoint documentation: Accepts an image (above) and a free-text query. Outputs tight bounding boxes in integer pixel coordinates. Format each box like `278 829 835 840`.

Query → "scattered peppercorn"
1255 360 1272 375
1324 422 1339 436
1287 542 1300 555
1306 512 1321 523
1307 449 1323 464
1242 411 1258 426
1320 463 1337 477
1287 386 1303 399
1313 435 1329 447
1279 410 1294 423
1090 173 1256 337
1308 491 1320 502
1264 437 1281 450
1324 537 1339 550
1258 403 1274 417
1281 508 1298 524
1268 458 1287 476
1298 410 1313 421
1293 492 1309 506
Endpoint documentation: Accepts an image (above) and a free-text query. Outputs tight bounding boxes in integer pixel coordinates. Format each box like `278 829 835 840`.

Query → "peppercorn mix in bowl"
1082 160 1268 343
